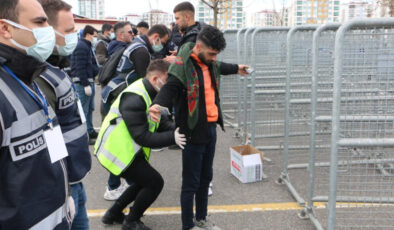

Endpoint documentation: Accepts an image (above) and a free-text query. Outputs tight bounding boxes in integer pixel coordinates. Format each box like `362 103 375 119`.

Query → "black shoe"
122 220 151 230
101 209 125 225
89 130 98 139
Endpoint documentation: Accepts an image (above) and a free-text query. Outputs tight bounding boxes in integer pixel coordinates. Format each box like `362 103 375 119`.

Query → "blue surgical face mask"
92 37 98 47
109 32 115 40
55 31 78 56
152 37 163 53
2 19 56 62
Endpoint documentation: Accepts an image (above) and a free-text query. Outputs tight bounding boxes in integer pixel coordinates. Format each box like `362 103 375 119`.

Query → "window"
297 12 302 16
334 6 339 11
334 12 339 16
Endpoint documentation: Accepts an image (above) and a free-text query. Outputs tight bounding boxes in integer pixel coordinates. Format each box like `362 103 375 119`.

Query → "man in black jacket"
101 59 186 230
149 26 249 230
70 25 99 142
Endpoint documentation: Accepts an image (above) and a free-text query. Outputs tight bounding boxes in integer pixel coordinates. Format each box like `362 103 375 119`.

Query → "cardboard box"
230 145 264 183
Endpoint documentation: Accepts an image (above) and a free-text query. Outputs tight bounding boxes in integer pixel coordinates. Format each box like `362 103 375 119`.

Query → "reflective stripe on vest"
94 79 158 176
29 202 68 230
101 37 149 103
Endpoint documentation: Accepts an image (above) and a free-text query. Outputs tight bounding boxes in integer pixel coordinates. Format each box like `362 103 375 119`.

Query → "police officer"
0 0 73 229
95 59 186 230
36 0 92 229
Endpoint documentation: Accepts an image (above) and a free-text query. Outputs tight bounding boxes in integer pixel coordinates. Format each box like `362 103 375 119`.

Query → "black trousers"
114 152 164 221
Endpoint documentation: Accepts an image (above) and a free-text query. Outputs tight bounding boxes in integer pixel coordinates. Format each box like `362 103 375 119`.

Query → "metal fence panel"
219 29 240 128
249 28 290 149
327 18 394 230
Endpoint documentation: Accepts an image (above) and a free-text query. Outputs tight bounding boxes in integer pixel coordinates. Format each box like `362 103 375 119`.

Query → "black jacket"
128 35 153 79
178 21 207 50
120 78 175 149
70 39 99 86
153 60 238 144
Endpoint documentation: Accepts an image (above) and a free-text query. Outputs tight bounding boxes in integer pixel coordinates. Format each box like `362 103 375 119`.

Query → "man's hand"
149 104 162 123
238 64 250 76
164 55 178 64
174 127 186 149
68 196 75 222
84 85 92 96
169 50 177 56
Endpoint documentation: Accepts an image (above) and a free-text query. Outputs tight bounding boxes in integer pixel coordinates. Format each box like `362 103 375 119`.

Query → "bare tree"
200 0 232 28
377 0 394 17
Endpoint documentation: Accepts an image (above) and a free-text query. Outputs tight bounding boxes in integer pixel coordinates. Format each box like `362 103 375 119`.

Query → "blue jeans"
108 173 122 190
181 124 217 230
71 183 89 230
75 83 95 134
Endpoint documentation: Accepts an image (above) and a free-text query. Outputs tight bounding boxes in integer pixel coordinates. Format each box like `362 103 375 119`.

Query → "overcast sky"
64 0 281 17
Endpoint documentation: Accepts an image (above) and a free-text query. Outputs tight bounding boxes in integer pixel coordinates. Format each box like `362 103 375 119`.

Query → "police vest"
94 78 159 176
0 66 71 229
101 37 151 103
39 63 92 183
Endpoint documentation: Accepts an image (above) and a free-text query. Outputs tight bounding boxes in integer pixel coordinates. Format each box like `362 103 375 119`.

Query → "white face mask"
55 31 78 56
2 19 56 62
154 77 165 91
109 32 115 40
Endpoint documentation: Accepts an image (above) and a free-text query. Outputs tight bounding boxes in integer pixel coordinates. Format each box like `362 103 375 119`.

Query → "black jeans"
113 152 164 222
181 124 217 230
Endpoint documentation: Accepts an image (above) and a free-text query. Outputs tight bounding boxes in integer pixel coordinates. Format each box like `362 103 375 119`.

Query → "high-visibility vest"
0 65 70 229
94 78 159 176
39 63 91 184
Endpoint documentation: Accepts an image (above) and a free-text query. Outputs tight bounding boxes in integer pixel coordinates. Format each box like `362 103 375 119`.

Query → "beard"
198 52 212 65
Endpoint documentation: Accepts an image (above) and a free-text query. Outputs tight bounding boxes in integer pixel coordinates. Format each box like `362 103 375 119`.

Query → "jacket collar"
140 35 154 54
0 43 47 85
142 78 157 100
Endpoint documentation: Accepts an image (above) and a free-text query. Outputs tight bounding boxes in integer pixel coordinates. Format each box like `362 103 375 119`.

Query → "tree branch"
200 0 214 9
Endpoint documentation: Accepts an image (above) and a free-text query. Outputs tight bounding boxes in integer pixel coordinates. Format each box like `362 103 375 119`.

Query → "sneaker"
102 209 125 225
103 181 129 201
195 218 221 230
122 220 151 230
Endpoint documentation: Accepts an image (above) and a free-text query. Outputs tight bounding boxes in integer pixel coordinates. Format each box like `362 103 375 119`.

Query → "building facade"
197 0 246 30
253 10 281 27
78 0 105 19
290 0 341 26
142 10 173 27
341 1 373 22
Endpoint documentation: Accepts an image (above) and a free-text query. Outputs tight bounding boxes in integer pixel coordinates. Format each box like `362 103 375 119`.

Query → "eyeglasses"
127 30 134 35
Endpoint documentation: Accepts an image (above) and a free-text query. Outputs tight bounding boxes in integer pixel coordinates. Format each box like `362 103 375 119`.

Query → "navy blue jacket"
107 40 128 56
70 39 99 86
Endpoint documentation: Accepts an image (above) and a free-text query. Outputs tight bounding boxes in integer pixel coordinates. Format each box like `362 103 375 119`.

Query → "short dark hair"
101 23 113 33
147 24 169 38
113 21 131 36
173 1 195 14
136 21 149 29
146 59 170 78
197 25 226 52
83 25 98 38
40 0 72 27
0 0 20 22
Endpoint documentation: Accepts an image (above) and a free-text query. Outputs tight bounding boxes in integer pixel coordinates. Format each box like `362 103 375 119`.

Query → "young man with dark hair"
173 1 204 49
149 25 249 230
0 0 72 229
107 21 133 56
101 24 170 201
95 59 186 230
136 21 149 36
37 0 92 229
96 23 114 66
71 24 99 144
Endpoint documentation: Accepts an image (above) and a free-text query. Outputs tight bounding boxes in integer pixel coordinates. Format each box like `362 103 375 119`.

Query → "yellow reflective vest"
94 78 159 175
